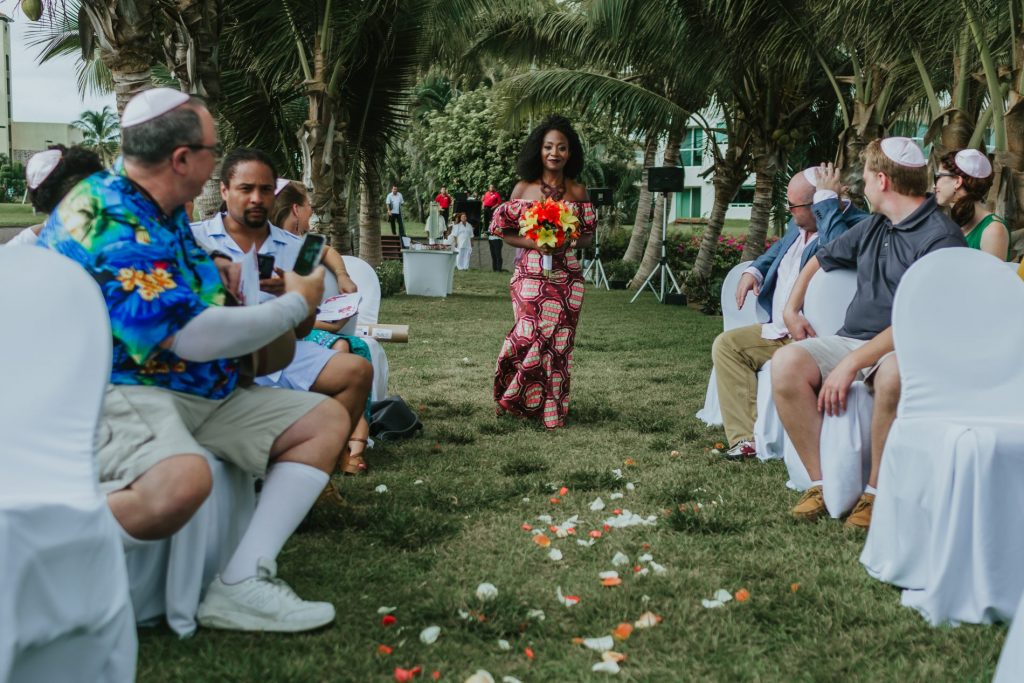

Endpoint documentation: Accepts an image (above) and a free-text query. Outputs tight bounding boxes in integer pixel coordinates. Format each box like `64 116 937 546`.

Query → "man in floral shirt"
39 88 347 633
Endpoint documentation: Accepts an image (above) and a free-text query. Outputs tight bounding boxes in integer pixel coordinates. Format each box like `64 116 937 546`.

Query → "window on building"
732 185 755 205
676 188 702 218
680 128 704 167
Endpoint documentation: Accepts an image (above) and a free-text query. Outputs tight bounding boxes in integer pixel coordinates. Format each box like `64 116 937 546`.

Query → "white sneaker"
197 558 335 632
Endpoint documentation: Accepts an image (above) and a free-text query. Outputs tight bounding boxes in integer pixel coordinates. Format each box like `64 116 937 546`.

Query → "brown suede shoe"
843 493 875 530
791 485 826 522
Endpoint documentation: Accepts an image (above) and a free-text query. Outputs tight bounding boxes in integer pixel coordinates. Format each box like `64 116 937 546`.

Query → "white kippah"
275 178 290 195
121 88 191 128
802 167 819 187
879 137 926 167
954 149 992 179
26 149 63 190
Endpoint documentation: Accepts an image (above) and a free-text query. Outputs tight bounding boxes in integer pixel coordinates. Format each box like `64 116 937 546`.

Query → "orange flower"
612 623 634 641
549 525 559 533
589 530 602 538
524 647 535 661
735 588 750 602
394 666 422 682
790 583 800 593
612 509 622 516
601 577 623 587
549 497 561 504
378 644 393 655
521 523 533 531
623 458 636 466
714 442 725 449
558 486 569 496
432 672 441 681
532 534 551 548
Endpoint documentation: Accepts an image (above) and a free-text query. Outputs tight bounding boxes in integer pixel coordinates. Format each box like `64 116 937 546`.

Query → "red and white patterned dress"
489 199 597 429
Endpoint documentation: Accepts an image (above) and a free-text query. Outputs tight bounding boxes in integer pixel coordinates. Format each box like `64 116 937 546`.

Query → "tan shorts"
96 384 327 493
791 335 893 385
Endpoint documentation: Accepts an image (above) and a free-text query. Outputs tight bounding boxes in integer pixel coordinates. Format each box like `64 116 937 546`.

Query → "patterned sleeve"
43 185 213 366
577 203 597 237
488 201 522 237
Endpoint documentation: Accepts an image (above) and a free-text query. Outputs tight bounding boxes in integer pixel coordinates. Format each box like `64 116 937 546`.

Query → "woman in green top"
933 148 1011 260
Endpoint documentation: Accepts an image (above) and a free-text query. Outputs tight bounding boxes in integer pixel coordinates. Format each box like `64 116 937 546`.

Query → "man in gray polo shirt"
771 137 966 529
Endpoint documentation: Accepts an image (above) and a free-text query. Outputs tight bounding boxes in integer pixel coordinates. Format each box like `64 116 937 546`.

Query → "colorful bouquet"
518 198 580 276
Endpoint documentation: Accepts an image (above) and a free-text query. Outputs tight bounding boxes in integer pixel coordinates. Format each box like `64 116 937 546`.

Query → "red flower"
381 614 397 627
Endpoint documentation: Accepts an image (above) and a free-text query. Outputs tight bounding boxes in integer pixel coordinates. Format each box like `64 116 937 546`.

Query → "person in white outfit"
450 212 474 270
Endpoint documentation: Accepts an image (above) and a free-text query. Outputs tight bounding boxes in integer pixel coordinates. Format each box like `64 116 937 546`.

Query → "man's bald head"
787 171 817 230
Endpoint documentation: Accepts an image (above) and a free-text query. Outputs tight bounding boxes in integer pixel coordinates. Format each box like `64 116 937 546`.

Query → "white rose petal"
649 561 668 575
581 635 615 652
476 582 499 601
589 497 606 511
556 586 581 607
598 570 620 580
638 553 654 563
713 588 733 603
419 626 441 645
377 606 397 614
536 514 553 524
414 479 424 485
611 552 630 567
502 677 524 683
609 492 624 500
702 599 726 609
527 609 546 621
592 660 621 674
375 484 389 494
497 639 511 651
548 548 563 561
626 482 636 492
466 671 496 683
522 497 530 503
577 538 596 547
611 468 624 480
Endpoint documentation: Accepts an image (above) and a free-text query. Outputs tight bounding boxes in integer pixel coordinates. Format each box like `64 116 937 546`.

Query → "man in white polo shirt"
192 147 372 435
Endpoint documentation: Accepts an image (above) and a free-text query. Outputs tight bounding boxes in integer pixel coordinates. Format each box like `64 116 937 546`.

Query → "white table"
402 249 456 297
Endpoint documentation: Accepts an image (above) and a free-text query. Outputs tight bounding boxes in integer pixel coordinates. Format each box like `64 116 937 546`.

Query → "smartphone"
257 253 275 280
292 233 326 276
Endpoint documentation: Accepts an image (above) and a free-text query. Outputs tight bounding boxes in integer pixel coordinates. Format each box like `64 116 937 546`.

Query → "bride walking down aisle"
490 115 596 429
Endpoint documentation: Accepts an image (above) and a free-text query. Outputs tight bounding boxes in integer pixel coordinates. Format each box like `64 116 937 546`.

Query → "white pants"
456 246 472 270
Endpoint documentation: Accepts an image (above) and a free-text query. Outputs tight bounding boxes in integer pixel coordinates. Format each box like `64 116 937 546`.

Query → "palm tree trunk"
359 162 383 266
686 155 746 296
623 133 658 262
628 128 682 289
741 149 777 261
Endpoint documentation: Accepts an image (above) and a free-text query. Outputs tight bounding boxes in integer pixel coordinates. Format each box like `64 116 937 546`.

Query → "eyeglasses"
933 171 958 183
787 202 812 211
182 143 224 156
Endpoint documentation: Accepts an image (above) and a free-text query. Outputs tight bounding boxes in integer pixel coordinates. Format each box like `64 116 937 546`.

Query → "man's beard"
243 208 268 229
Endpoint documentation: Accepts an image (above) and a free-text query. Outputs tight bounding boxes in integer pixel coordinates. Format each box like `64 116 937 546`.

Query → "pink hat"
26 149 62 190
879 137 926 168
954 149 992 179
122 88 191 128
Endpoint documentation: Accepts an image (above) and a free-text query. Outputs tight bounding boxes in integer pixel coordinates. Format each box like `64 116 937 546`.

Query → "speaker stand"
583 205 610 290
630 191 682 303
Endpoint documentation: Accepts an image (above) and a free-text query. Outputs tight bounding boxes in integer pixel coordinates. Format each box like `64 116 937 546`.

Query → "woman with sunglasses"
933 149 1011 261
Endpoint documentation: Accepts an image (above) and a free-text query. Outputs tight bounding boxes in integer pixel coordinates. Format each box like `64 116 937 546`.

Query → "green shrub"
598 227 631 261
602 259 638 283
668 231 779 312
376 260 404 298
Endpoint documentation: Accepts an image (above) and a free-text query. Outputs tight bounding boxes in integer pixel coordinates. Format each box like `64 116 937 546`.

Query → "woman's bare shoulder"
565 179 589 202
510 180 535 200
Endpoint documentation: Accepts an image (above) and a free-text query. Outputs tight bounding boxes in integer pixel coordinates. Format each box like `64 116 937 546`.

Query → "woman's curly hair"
28 145 104 214
515 114 585 181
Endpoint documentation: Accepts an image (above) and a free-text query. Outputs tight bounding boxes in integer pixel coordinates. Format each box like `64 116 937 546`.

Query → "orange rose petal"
735 588 750 602
525 647 535 660
714 442 725 449
549 497 561 504
571 637 584 645
790 583 800 593
642 543 651 550
549 525 559 533
559 486 569 496
601 577 623 587
603 523 611 532
378 644 393 655
520 523 533 531
394 666 422 682
603 651 627 663
432 672 441 681
612 623 633 640
532 534 551 548
624 458 636 466
589 530 602 538
612 509 622 516
567 528 577 535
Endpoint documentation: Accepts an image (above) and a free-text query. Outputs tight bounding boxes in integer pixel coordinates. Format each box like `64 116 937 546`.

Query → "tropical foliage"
72 106 120 166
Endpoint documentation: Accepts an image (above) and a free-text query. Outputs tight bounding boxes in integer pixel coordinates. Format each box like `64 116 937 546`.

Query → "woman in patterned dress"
489 115 596 429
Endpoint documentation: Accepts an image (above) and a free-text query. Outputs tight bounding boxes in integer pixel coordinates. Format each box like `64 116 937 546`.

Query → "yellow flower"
535 226 557 248
117 267 147 292
147 268 176 291
519 213 538 236
559 206 579 232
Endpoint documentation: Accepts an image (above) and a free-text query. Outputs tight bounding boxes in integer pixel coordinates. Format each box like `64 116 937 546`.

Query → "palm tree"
72 106 120 165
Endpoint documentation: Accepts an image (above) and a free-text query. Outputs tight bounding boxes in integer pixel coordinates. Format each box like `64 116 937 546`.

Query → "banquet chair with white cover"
0 247 137 682
337 255 389 402
696 261 758 426
860 248 1024 625
994 590 1024 682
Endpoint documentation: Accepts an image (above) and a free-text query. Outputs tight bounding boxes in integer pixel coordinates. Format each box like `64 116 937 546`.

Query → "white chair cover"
125 453 255 637
861 248 1024 625
0 247 137 682
802 267 857 338
696 261 757 426
995 590 1024 682
343 255 389 402
753 363 785 461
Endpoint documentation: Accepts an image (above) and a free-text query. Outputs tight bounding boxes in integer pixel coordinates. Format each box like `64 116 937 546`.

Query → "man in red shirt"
482 184 504 271
434 186 452 222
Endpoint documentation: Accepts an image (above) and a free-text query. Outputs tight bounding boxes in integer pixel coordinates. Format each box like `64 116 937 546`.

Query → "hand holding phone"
283 266 325 314
257 253 275 280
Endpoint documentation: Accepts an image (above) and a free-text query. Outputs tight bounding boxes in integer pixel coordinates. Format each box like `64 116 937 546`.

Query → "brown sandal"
341 437 369 476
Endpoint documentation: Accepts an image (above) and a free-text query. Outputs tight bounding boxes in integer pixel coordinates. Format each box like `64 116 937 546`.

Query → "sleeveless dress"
489 198 597 429
964 213 1011 261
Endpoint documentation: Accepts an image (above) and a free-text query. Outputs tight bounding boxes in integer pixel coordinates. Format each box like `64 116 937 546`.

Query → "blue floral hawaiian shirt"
38 166 239 399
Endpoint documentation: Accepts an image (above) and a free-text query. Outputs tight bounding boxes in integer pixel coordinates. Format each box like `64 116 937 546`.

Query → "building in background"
0 12 85 165
668 119 754 224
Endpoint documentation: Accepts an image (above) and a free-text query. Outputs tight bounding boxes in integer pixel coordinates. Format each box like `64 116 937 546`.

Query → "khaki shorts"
791 335 893 385
96 384 327 493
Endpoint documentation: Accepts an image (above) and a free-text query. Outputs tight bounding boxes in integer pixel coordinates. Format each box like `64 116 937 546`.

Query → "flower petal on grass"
375 485 389 494
598 571 620 580
536 515 553 524
611 552 630 567
626 483 636 492
713 588 733 603
589 497 606 511
609 492 624 500
520 523 532 531
791 583 800 593
588 530 603 539
634 611 663 629
579 635 614 652
602 577 623 587
378 644 393 655
648 561 667 575
637 553 653 563
524 647 535 661
603 651 627 663
476 583 499 601
497 639 511 651
559 486 569 496
612 623 633 641
548 548 563 561
735 588 750 602
381 614 397 627
501 677 523 683
591 660 621 674
532 534 551 548
394 666 422 682
378 606 398 614
556 586 580 606
611 468 623 480
464 671 495 683
419 626 441 645
527 609 546 621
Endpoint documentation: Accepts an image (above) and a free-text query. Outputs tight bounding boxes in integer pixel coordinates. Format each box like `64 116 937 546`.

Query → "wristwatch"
209 249 232 261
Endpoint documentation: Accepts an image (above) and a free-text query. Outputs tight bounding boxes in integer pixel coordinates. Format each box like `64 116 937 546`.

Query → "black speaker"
590 187 613 207
459 199 482 226
646 166 684 193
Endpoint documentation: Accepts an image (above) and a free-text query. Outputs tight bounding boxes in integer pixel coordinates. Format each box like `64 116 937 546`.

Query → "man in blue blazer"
712 164 868 460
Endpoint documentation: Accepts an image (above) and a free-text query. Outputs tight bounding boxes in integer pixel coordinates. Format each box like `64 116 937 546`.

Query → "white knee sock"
865 485 878 496
810 479 823 488
220 461 328 584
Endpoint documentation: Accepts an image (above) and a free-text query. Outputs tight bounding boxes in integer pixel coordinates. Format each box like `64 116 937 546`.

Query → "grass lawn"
0 203 39 227
136 270 1004 682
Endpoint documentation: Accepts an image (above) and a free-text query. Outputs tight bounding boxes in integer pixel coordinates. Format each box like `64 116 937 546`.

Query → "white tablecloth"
403 249 456 297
